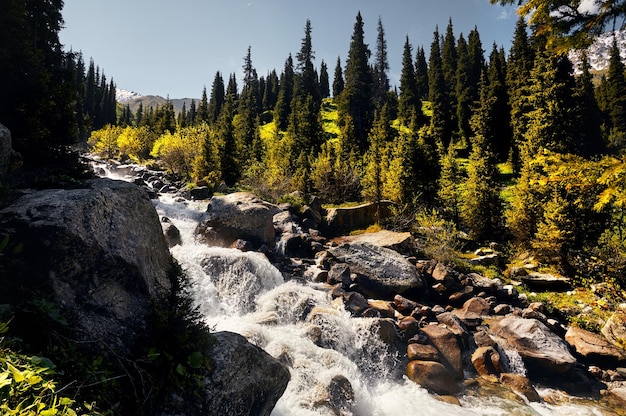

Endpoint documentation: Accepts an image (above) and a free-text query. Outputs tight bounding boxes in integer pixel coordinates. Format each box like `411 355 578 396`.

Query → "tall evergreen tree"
574 50 603 156
262 69 280 111
275 55 295 130
428 27 454 148
237 47 262 161
187 99 197 126
438 143 462 223
373 17 390 111
319 60 330 99
197 86 210 124
339 12 373 153
461 73 503 241
218 94 239 186
207 71 225 125
442 18 458 130
487 44 512 161
398 37 423 124
415 46 429 100
226 73 239 101
294 19 320 105
332 56 345 97
507 17 535 169
606 37 626 148
455 34 473 144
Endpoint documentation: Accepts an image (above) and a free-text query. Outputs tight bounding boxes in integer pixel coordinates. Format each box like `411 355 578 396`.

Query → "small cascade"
143 192 611 416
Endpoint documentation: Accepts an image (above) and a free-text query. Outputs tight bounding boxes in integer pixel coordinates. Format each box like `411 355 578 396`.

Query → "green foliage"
413 208 461 264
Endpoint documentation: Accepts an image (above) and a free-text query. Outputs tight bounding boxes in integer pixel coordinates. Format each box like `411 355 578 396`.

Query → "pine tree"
438 143 462 223
275 55 294 130
237 47 262 162
442 19 458 130
455 34 472 144
339 11 373 153
523 51 578 159
207 71 225 124
467 27 484 90
197 86 210 124
415 46 429 100
373 17 390 111
226 73 239 101
428 27 454 148
362 108 390 202
574 50 604 156
187 99 197 126
218 94 239 186
294 19 320 105
398 37 422 123
487 44 512 161
461 74 503 241
319 60 330 99
262 69 280 111
135 102 144 127
332 56 345 97
606 37 626 149
507 17 535 169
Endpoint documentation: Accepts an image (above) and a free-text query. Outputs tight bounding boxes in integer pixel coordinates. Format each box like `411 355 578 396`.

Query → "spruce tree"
606 37 626 148
197 86 210 124
262 69 280 111
574 50 604 156
207 71 225 124
294 19 320 106
187 99 197 126
398 37 425 125
455 34 472 144
339 11 374 153
415 46 429 100
438 143 462 224
442 18 458 130
218 94 239 186
275 55 294 130
428 27 454 148
237 47 262 162
461 74 503 241
332 56 345 97
319 60 330 99
467 27 484 91
487 44 512 161
373 17 390 111
507 17 535 169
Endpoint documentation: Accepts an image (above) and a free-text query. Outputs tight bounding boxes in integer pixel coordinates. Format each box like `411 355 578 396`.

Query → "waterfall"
150 194 605 416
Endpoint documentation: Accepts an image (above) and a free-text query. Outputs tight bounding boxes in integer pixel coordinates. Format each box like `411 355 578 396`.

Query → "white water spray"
149 193 607 416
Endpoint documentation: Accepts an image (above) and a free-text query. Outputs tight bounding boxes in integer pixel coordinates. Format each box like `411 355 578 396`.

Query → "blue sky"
59 0 519 98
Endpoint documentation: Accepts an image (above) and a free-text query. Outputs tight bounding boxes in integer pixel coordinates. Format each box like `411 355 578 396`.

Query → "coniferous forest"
6 0 626 414
4 0 626 314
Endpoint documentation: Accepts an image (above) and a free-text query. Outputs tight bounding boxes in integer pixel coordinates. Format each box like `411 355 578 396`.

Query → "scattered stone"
367 300 395 318
489 316 576 376
465 273 503 293
406 360 461 395
394 294 420 315
520 272 572 291
343 291 370 316
398 316 420 339
565 325 626 368
162 220 182 247
471 346 503 376
421 324 464 379
454 297 491 327
328 263 352 287
499 373 541 402
493 304 512 315
408 343 441 362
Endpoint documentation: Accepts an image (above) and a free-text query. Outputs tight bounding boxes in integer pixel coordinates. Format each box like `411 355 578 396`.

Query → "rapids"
152 194 610 416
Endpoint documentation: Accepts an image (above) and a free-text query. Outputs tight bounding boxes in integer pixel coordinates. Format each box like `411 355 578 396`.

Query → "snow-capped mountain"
569 28 626 73
116 88 143 103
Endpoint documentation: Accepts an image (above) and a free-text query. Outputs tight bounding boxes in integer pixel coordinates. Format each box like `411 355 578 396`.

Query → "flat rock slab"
331 230 415 255
566 325 626 368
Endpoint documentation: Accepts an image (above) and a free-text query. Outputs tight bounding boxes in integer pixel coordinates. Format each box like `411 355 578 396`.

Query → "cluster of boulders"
164 188 626 408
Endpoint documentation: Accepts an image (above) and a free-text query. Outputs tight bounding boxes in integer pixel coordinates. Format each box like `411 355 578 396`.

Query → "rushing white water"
149 192 608 416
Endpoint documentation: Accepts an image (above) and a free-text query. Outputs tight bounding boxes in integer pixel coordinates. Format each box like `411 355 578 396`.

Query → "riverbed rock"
161 219 182 247
200 331 290 416
602 310 626 351
331 230 416 256
489 316 576 376
499 373 541 402
328 242 424 299
566 325 626 368
472 346 503 376
454 297 491 327
406 360 461 395
324 201 394 235
0 178 173 352
421 324 464 379
195 192 281 249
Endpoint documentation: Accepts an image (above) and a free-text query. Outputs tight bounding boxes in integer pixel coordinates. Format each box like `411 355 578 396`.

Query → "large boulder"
200 331 290 416
331 230 416 256
324 201 394 235
565 325 626 368
0 123 12 176
195 192 281 249
406 360 461 395
601 310 626 351
489 316 576 376
0 178 173 351
421 324 464 379
328 242 424 299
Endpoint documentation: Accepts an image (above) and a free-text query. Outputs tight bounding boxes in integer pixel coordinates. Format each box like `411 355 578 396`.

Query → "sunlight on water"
151 195 610 416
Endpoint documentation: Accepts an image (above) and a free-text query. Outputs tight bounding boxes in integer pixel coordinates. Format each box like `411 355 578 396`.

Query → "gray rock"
0 123 13 176
195 192 281 249
203 331 290 416
0 178 173 352
489 316 577 376
331 230 416 256
328 242 424 299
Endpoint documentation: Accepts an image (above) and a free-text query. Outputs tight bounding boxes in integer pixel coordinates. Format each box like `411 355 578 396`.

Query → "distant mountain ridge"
116 88 198 115
569 28 626 73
